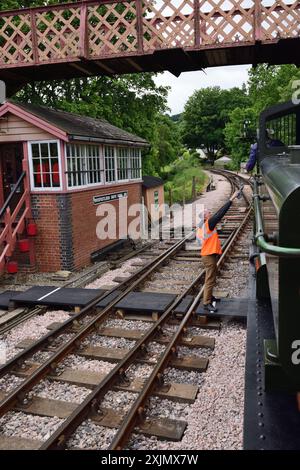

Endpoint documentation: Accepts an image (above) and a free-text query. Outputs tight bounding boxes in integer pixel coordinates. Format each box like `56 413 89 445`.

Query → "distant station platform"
196 298 249 319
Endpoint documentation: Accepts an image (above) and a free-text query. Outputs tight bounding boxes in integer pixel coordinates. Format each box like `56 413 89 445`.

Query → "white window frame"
66 143 103 189
130 147 142 180
104 145 142 184
104 145 117 184
28 140 63 192
117 147 130 182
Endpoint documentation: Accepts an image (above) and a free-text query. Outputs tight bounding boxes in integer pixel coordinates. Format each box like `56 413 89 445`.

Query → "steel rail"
109 205 252 450
0 242 155 336
0 232 194 417
41 215 244 450
210 169 251 206
42 185 252 450
0 235 188 378
0 170 247 448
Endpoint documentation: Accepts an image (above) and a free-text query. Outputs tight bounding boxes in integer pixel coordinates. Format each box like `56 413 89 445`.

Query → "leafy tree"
181 86 249 159
225 107 257 168
223 64 299 168
247 64 298 113
154 115 182 168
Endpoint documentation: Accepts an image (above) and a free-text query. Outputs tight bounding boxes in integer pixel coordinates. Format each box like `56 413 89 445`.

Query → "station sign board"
93 191 128 205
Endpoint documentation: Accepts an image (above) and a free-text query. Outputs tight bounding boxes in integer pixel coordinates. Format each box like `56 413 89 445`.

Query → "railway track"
0 216 184 335
0 240 158 335
0 171 252 450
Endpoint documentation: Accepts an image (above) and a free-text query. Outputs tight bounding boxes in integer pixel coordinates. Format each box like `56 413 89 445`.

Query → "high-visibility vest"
196 220 222 256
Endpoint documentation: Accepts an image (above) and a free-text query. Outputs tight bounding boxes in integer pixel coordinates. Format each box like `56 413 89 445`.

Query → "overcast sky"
154 64 251 115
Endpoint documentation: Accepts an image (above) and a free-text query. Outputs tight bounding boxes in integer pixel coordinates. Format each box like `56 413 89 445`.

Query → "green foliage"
181 86 249 159
225 107 257 169
247 64 298 113
162 152 207 204
224 64 299 168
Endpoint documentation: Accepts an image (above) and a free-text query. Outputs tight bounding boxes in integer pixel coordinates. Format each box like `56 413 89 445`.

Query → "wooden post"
79 3 89 59
169 187 173 206
192 176 196 200
199 0 206 45
30 10 39 64
169 187 173 220
183 180 186 205
194 0 200 47
254 0 262 41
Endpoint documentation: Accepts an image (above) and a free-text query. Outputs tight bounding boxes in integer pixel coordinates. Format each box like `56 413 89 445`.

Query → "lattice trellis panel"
199 0 255 45
143 0 195 51
35 7 81 61
0 14 33 65
88 3 138 57
261 0 300 40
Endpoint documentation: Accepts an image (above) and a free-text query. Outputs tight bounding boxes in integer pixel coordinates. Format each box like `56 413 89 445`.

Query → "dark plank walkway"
114 291 177 313
196 298 249 318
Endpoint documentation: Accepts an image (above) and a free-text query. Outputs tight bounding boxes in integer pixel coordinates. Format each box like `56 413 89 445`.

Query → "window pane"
40 143 49 159
33 173 42 188
30 142 60 189
31 144 39 158
105 146 115 183
51 158 60 187
50 142 58 157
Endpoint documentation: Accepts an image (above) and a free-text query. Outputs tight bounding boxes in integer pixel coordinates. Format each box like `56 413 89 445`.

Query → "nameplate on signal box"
93 191 128 205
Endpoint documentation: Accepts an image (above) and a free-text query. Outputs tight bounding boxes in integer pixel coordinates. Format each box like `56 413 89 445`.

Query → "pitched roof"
142 175 164 189
10 101 149 147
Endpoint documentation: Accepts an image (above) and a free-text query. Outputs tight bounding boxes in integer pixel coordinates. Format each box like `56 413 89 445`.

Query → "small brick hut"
142 176 165 223
0 101 148 272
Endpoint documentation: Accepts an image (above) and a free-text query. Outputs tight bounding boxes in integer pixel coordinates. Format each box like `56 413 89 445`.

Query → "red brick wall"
71 182 142 269
31 194 61 272
31 182 142 272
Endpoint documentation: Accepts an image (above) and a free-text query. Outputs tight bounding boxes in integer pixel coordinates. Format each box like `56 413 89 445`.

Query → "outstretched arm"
208 190 240 231
208 201 232 231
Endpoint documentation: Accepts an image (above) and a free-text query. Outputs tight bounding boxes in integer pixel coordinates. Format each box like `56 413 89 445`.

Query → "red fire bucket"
18 239 30 253
7 261 18 274
27 221 37 237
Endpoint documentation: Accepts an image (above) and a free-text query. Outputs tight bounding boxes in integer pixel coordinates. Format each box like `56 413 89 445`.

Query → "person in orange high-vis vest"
197 189 240 313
